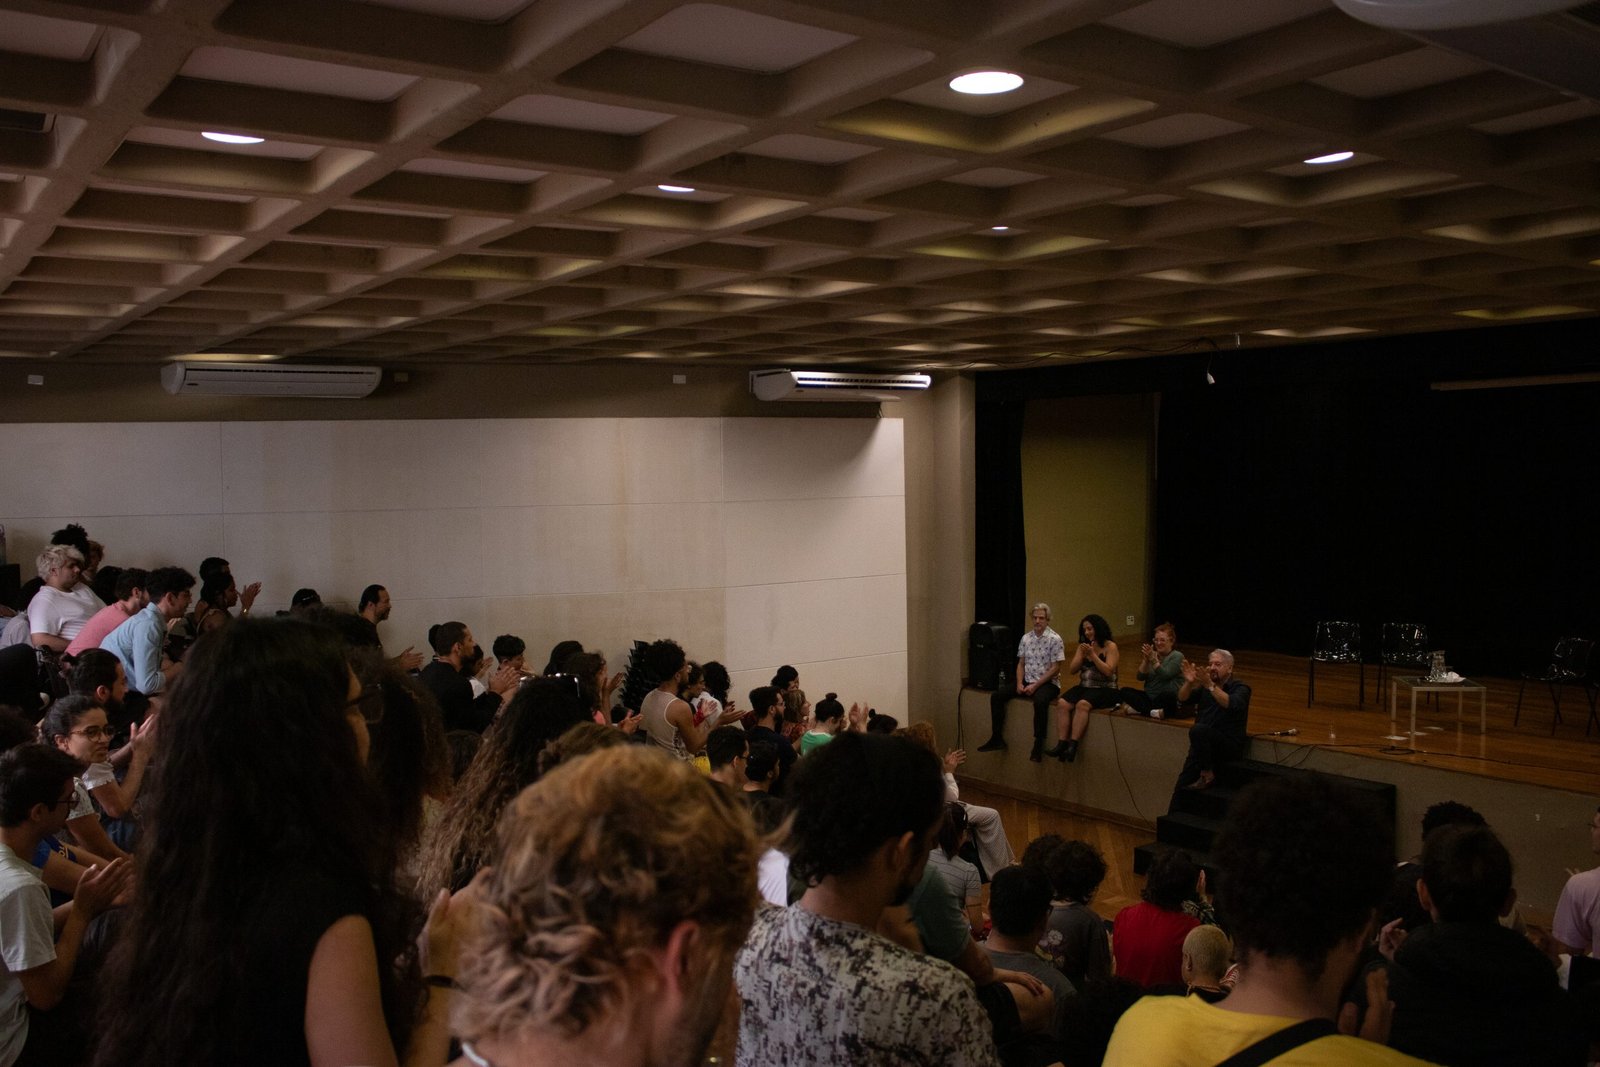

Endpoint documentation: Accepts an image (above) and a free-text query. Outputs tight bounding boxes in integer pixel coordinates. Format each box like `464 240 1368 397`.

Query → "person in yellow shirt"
1104 775 1438 1067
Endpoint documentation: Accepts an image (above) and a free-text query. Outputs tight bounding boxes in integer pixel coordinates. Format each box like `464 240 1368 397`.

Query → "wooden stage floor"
1207 648 1600 796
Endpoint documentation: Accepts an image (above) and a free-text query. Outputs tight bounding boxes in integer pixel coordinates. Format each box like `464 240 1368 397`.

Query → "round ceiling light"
1303 150 1354 165
657 184 696 193
949 71 1024 95
202 132 265 144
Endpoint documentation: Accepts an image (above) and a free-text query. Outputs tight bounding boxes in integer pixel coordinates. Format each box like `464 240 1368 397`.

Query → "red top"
1112 901 1200 988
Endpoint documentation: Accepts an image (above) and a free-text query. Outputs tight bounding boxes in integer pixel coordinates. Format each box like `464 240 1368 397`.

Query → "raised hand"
943 749 967 774
239 581 262 611
74 857 134 917
489 662 521 695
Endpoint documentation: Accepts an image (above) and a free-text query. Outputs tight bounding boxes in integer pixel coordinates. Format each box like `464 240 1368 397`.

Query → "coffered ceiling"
2 0 1599 369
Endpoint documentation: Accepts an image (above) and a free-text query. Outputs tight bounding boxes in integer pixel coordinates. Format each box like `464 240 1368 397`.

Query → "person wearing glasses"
0 744 131 1066
40 695 138 863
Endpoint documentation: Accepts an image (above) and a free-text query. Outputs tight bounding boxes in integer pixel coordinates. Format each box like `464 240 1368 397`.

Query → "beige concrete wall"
1 362 914 717
901 376 976 738
1020 393 1155 645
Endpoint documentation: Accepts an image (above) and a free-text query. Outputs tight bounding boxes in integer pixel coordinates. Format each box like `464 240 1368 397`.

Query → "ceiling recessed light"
1303 151 1354 165
949 71 1024 95
657 184 695 193
990 225 1009 232
202 132 265 145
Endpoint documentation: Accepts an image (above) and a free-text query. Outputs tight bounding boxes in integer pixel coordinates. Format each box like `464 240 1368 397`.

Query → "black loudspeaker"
968 622 1015 690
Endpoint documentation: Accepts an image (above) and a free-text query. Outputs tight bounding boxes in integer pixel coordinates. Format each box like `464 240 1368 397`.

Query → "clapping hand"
1181 659 1200 685
943 749 967 774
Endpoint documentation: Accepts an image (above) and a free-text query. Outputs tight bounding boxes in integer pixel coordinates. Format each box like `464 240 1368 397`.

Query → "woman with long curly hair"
1047 613 1119 763
414 675 590 903
93 618 474 1067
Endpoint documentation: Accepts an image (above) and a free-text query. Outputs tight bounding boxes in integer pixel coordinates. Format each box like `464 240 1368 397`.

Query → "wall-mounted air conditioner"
749 368 932 402
160 361 382 398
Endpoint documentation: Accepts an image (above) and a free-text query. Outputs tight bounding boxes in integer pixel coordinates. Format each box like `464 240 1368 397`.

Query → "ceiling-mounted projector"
750 369 932 402
161 361 382 398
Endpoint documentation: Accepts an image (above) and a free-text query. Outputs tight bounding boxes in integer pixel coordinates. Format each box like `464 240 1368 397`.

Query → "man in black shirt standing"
419 621 518 732
744 686 796 797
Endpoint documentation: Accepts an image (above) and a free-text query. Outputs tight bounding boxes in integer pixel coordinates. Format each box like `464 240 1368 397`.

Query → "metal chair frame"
1308 619 1364 707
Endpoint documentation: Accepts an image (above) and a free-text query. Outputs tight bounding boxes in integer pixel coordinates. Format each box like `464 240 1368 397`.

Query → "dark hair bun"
825 692 838 701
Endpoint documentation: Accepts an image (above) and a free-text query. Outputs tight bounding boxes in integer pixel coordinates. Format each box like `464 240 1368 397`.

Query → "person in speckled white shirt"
980 602 1065 762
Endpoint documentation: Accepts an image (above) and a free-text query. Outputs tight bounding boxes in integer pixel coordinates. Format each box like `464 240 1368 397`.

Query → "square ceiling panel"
1103 0 1333 48
0 0 1594 369
1101 113 1251 147
180 47 418 101
491 94 674 134
618 4 856 74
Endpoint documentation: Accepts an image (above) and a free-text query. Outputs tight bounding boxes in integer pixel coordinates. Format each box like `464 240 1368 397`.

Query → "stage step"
1131 758 1399 882
1154 811 1220 853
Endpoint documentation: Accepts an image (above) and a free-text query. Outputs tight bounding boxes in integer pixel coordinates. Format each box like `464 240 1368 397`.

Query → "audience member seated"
866 710 899 733
63 569 147 658
695 660 733 727
706 725 749 788
1171 649 1251 794
357 584 423 670
540 639 584 678
26 546 102 653
704 725 788 907
1113 848 1203 989
1385 823 1585 1066
745 686 796 796
453 745 759 1067
490 634 527 677
415 676 590 900
984 864 1075 1042
41 696 146 860
192 570 259 634
288 588 322 615
534 721 629 778
906 720 1016 878
419 621 517 733
1046 613 1118 764
1381 801 1490 934
1179 925 1233 1003
13 525 99 621
100 566 193 700
735 732 1004 1067
740 740 784 827
1037 838 1113 990
771 664 799 692
93 618 475 1067
927 803 984 931
981 602 1064 760
1118 622 1185 717
1553 803 1600 958
1 745 131 1067
1104 775 1430 1067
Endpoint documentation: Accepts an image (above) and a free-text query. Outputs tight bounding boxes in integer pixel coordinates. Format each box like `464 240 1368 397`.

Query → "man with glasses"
0 745 131 1065
706 726 750 789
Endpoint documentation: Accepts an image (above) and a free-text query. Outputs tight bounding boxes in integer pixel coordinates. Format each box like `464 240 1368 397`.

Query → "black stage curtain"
976 319 1600 679
974 396 1027 635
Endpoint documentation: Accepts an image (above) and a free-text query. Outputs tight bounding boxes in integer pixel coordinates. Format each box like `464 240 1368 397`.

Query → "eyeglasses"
51 793 76 809
70 725 109 741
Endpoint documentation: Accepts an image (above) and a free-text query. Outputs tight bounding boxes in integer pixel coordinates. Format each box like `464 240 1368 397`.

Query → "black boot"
1045 740 1070 760
1029 738 1043 762
977 736 1007 752
1065 739 1079 763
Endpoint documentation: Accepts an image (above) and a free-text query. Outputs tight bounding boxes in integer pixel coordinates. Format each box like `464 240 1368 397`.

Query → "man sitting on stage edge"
1173 649 1250 793
980 603 1065 761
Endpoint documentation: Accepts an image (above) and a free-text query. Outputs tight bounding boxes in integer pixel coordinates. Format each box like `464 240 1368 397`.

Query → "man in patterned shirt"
981 602 1066 761
735 732 1002 1067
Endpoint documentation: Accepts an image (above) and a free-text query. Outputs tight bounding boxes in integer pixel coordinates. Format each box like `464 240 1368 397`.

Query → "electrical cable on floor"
1108 712 1150 824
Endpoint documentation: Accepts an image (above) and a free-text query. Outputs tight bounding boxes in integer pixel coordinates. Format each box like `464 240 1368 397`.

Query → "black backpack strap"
1212 1018 1338 1067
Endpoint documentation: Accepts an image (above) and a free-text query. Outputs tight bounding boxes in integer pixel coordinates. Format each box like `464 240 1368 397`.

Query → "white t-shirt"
1 842 56 1066
25 584 104 642
82 762 116 791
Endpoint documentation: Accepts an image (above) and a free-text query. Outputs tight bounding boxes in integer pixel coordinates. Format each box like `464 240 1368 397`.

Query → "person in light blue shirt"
101 567 193 696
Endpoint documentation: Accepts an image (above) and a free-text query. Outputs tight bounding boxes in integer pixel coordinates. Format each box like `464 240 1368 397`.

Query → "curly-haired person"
1104 775 1433 1066
452 745 761 1067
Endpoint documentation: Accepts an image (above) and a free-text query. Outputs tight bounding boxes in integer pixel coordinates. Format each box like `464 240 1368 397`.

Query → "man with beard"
452 745 759 1067
419 621 517 732
357 583 423 670
736 732 1002 1066
1171 648 1252 795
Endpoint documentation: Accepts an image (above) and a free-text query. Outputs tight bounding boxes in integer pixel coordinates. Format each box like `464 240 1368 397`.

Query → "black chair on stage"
1375 621 1430 703
1515 636 1596 736
1308 620 1363 707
